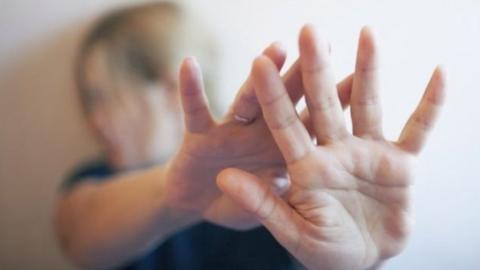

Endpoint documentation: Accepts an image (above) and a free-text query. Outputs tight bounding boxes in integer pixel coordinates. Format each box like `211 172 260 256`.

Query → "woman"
55 2 445 270
56 2 304 269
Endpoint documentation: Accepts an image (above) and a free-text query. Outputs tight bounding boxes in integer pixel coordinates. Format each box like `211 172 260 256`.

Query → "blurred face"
82 44 183 170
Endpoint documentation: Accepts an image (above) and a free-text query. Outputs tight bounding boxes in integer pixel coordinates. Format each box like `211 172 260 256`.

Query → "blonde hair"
76 2 218 113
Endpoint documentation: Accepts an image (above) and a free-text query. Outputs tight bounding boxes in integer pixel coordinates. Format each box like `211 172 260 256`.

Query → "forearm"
54 165 200 269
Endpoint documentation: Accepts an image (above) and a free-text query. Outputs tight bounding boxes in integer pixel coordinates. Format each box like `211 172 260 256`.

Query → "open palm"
218 25 445 269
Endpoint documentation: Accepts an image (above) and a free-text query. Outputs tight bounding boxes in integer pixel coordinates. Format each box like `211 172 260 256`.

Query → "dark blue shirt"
62 160 300 270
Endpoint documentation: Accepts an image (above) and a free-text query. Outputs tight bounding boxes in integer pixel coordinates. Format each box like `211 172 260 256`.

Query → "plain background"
1 0 479 269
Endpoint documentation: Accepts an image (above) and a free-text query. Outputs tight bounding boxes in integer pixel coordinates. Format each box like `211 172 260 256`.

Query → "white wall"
1 0 479 269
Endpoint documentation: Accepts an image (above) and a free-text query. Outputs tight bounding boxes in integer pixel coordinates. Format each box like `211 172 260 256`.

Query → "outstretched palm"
284 136 413 269
218 25 445 269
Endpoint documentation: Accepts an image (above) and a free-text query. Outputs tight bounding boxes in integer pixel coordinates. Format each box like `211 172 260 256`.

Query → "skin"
55 40 353 268
217 25 445 270
165 54 352 229
83 44 183 169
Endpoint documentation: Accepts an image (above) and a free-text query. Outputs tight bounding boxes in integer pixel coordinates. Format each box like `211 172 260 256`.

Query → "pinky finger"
179 57 215 133
397 67 446 154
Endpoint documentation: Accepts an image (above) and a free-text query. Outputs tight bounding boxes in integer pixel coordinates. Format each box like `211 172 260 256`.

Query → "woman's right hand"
217 25 445 269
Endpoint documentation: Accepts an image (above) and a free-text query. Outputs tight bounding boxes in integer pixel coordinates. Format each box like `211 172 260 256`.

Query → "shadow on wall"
0 22 99 269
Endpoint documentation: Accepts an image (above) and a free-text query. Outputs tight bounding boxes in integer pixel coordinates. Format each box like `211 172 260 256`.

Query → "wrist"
149 165 202 240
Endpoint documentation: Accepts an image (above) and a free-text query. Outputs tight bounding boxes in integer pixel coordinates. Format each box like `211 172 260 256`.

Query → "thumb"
216 168 301 251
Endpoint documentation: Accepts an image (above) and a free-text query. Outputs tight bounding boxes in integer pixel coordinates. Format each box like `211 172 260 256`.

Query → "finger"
230 55 353 126
398 67 446 154
217 168 301 251
299 108 314 137
205 165 291 230
338 73 354 109
179 57 215 133
229 42 287 123
279 72 354 140
285 64 353 113
252 56 314 164
299 24 348 144
351 27 383 139
282 59 304 105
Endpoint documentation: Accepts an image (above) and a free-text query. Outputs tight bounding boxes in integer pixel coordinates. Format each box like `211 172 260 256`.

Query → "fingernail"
185 56 199 68
271 41 284 51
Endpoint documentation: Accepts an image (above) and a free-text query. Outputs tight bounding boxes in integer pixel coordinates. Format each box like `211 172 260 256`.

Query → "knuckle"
353 93 380 107
411 113 432 131
263 90 287 107
309 95 338 112
254 188 276 220
303 59 330 75
356 62 378 74
184 103 209 115
267 111 298 130
239 91 259 105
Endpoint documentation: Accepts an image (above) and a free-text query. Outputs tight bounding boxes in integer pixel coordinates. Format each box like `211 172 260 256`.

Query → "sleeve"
60 159 114 192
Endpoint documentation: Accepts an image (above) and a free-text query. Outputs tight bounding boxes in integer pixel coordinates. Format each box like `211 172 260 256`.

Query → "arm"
55 42 353 269
54 43 290 269
54 166 198 269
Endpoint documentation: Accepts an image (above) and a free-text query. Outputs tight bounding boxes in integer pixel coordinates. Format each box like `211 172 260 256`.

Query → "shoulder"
60 158 114 192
